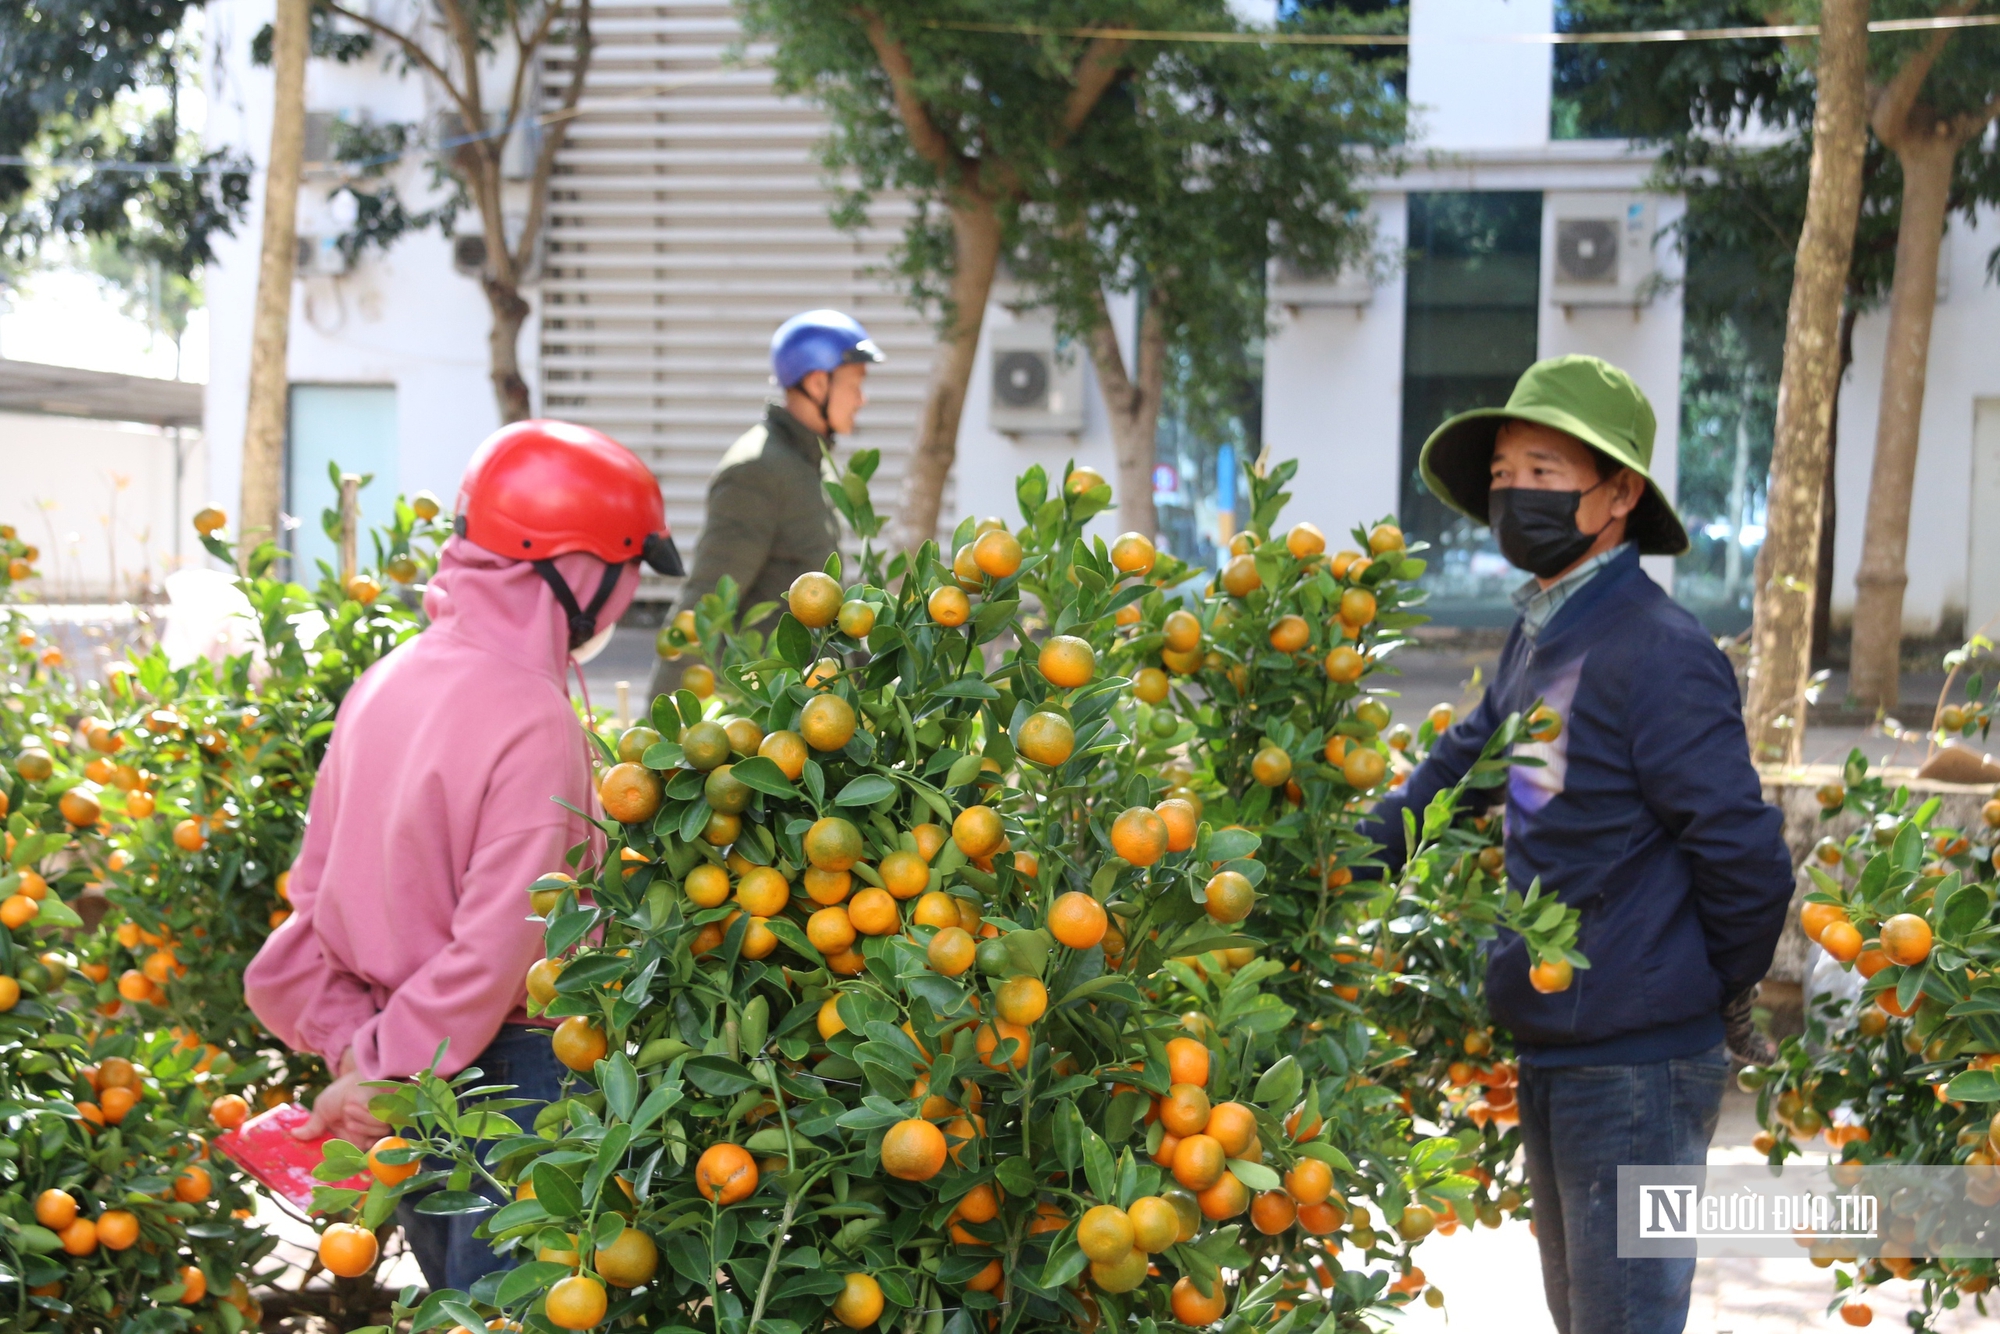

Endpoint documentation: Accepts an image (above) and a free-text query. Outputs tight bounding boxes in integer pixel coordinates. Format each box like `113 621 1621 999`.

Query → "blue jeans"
395 1024 564 1293
1515 1042 1728 1334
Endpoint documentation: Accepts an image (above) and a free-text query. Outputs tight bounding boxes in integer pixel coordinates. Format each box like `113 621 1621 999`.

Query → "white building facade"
199 0 1999 637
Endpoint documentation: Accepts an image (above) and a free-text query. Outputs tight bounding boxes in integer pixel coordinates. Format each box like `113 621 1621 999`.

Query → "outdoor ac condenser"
989 323 1085 435
1548 196 1656 308
1267 255 1376 311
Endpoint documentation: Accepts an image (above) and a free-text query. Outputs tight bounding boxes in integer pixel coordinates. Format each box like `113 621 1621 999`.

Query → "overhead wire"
920 13 2000 47
12 13 1999 178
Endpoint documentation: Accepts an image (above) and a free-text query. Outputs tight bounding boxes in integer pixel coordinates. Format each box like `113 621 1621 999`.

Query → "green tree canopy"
1 1 249 287
744 1 1405 540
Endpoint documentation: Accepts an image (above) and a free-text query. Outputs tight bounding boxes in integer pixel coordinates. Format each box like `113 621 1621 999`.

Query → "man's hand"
295 1048 391 1147
1722 986 1775 1066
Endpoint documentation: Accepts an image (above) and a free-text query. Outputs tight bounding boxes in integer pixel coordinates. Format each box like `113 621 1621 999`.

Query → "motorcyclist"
648 308 882 698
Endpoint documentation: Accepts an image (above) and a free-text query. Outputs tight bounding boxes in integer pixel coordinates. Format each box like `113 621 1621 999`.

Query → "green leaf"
531 1163 582 1219
600 1052 639 1123
772 614 812 667
684 1056 759 1097
33 897 83 928
945 753 984 789
1946 1070 2000 1102
14 1225 63 1254
485 1199 549 1234
1053 1100 1085 1169
1207 827 1261 862
1228 1159 1282 1192
835 775 897 807
494 1260 572 1307
451 1111 523 1139
1297 1141 1353 1171
1037 1238 1089 1290
1082 1126 1115 1203
1253 1056 1302 1112
1059 974 1143 1009
412 1191 493 1216
995 1154 1037 1198
729 756 796 797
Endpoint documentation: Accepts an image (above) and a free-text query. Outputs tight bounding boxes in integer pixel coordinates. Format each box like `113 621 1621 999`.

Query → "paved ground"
1387 1084 1988 1333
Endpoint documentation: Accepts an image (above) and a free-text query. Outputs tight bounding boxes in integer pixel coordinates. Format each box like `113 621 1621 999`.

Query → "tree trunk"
1847 133 1960 713
1742 0 1871 766
1085 286 1167 541
485 274 534 423
1810 303 1857 663
237 0 309 554
897 202 1002 551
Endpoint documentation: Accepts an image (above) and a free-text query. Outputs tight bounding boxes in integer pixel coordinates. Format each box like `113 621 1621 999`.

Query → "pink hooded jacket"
244 538 637 1080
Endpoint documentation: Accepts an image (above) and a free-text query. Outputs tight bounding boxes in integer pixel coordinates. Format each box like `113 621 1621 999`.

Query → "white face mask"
570 621 617 665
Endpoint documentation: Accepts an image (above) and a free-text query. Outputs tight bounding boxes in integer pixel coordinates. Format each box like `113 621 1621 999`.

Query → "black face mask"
1488 481 1608 578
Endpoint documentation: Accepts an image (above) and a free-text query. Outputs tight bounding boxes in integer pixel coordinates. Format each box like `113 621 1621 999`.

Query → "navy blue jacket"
1364 547 1793 1065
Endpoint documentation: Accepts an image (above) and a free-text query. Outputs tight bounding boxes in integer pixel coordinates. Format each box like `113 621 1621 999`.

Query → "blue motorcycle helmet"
770 309 885 391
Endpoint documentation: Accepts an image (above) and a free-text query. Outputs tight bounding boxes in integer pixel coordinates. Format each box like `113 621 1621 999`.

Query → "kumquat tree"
3 666 271 1333
1 488 454 1330
1737 748 2000 1328
301 457 1598 1334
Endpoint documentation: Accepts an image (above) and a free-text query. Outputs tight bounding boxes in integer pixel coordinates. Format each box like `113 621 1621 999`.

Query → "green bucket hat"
1416 354 1689 557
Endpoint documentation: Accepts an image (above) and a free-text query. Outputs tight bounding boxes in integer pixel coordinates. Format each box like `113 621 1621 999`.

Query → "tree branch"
1085 283 1134 412
432 0 489 128
505 0 569 143
1869 0 1972 144
1059 35 1131 140
857 8 971 186
515 0 591 275
324 2 472 124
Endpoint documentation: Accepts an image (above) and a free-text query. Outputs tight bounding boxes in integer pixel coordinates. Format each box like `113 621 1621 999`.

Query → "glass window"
1400 191 1542 625
287 384 399 581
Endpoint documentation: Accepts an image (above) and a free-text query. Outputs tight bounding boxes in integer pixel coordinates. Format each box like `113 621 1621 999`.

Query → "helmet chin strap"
533 559 628 650
801 372 838 443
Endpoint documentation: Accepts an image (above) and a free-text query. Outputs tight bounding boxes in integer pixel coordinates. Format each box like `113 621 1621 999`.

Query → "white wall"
1408 0 1554 150
1539 193 1687 592
0 414 209 599
203 0 527 523
953 297 1127 543
1263 196 1409 544
1830 204 2000 638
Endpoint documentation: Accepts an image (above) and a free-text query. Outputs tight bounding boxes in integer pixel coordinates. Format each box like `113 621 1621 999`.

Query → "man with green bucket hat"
1364 356 1793 1334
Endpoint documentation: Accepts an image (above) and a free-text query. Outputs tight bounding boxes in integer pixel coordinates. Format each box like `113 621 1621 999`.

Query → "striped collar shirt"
1512 543 1633 641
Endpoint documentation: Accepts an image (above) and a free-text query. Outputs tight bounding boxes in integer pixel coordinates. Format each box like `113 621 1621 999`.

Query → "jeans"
1515 1042 1728 1334
395 1024 564 1293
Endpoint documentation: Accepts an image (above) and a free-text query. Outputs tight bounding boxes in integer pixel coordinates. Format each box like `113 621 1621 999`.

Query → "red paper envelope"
214 1103 371 1210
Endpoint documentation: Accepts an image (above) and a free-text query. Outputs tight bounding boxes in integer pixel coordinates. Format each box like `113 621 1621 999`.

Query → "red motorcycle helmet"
455 419 683 647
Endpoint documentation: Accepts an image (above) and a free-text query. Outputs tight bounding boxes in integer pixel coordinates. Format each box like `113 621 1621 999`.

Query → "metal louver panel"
538 0 938 600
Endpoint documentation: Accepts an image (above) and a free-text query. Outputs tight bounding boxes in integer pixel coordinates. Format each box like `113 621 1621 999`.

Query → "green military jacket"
650 405 839 697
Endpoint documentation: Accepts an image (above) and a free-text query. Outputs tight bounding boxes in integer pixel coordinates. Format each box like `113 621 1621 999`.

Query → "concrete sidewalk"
1388 1085 1989 1333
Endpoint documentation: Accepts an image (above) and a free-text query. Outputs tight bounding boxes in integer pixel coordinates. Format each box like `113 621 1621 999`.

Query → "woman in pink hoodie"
244 420 682 1289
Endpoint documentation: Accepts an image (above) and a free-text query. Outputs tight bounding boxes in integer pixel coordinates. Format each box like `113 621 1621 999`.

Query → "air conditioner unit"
1267 254 1376 310
451 213 539 279
295 234 351 277
1549 196 1656 308
989 324 1084 435
451 233 488 276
